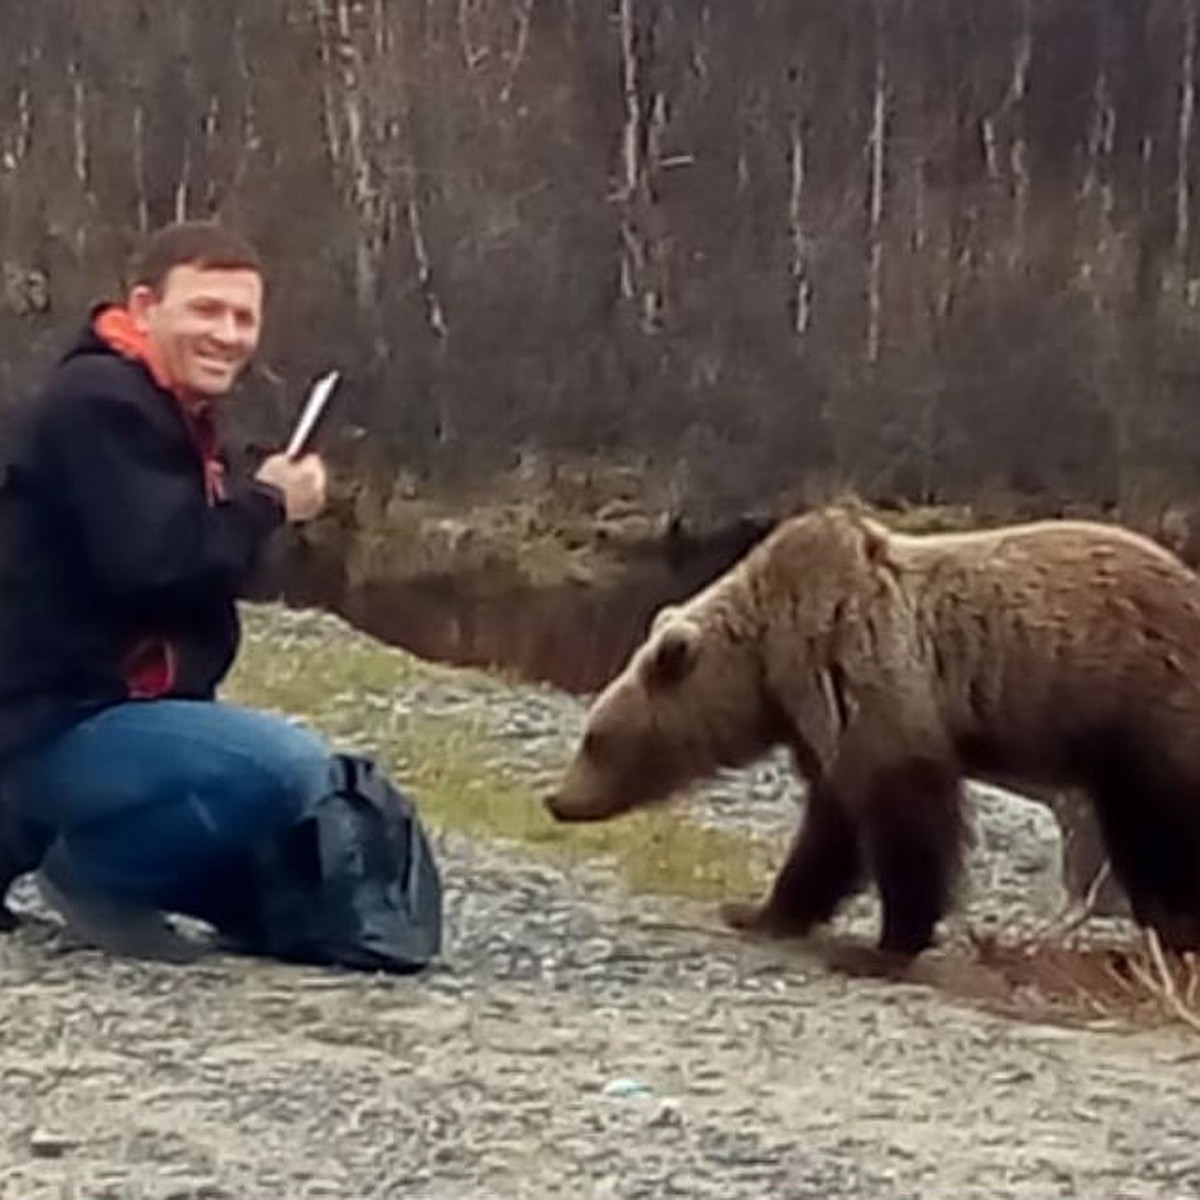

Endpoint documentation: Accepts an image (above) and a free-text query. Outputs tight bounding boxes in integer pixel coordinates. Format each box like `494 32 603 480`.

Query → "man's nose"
211 311 241 344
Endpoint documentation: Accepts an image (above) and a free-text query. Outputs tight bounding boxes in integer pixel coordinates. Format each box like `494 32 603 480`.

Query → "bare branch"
311 0 343 166
616 0 642 302
1029 861 1114 942
1010 0 1033 267
69 58 88 189
1128 930 1200 1035
405 190 448 341
617 0 640 212
457 0 488 71
14 61 32 164
371 0 389 57
866 0 886 364
174 149 191 223
132 104 149 234
1176 0 1197 272
614 0 667 332
788 113 811 336
500 0 536 105
208 11 260 217
201 93 220 210
330 0 382 309
233 11 258 158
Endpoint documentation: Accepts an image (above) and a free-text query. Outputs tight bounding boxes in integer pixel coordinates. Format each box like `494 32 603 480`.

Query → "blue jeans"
2 700 332 930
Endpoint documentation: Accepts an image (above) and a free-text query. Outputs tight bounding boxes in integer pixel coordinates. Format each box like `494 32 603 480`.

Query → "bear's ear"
643 621 700 689
859 517 892 567
649 603 682 636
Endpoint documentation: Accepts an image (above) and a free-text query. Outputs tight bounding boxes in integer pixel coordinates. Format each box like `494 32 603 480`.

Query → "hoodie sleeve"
40 362 287 605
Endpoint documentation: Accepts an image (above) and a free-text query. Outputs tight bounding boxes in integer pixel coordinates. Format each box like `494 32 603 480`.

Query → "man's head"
126 221 264 399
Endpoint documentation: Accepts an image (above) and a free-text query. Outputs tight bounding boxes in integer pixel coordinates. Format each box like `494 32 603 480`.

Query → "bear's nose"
545 792 585 822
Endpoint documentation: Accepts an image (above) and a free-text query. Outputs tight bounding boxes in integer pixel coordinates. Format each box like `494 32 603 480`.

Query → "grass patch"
224 604 775 906
387 722 773 903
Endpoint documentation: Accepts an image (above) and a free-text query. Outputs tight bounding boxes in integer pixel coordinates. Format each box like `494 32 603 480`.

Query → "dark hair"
128 220 263 293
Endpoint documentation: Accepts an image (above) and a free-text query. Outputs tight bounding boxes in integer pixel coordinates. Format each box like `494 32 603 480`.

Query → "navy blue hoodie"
0 305 287 761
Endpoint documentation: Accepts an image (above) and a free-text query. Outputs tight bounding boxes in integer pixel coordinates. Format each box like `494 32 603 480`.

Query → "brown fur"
547 506 1200 962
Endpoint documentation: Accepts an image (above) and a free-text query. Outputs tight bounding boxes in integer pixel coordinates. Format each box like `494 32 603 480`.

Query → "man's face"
130 262 263 398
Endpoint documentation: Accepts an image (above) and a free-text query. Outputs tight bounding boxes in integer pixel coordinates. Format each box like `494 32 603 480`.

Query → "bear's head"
545 505 903 823
546 600 781 822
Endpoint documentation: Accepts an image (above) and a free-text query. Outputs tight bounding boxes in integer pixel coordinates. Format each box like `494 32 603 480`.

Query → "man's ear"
642 620 700 689
126 284 158 332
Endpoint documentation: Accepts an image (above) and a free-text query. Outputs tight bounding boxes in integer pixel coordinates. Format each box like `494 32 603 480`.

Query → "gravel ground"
2 619 1199 1199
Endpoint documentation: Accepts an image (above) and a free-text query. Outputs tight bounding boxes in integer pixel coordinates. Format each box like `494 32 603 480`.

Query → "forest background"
5 2 1200 675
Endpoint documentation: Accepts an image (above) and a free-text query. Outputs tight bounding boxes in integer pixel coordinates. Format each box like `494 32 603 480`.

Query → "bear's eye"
583 730 610 761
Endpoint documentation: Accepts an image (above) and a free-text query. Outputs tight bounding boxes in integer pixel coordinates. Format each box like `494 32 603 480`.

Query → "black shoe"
0 831 32 931
35 873 214 964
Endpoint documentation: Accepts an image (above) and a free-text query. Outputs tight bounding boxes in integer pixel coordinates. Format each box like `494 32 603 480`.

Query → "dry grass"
921 928 1200 1035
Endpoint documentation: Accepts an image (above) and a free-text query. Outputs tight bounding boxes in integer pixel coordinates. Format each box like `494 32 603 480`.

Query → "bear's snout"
544 791 592 822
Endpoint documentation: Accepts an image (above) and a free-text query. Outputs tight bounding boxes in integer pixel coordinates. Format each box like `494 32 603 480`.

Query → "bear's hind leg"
720 782 863 937
858 756 966 959
1090 775 1200 952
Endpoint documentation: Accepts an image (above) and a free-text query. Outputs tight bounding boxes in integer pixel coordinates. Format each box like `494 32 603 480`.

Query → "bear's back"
879 516 1200 770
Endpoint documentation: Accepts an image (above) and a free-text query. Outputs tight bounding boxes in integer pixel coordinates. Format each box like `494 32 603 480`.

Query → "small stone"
602 1077 653 1099
647 1098 683 1127
29 1127 75 1158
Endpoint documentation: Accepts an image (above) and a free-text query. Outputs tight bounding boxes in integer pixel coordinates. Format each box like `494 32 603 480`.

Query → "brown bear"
546 505 1200 966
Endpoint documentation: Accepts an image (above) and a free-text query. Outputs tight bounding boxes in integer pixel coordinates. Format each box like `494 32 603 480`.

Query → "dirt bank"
258 461 780 692
258 462 1200 696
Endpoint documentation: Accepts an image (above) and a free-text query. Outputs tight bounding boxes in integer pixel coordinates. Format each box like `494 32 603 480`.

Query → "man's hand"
255 452 327 523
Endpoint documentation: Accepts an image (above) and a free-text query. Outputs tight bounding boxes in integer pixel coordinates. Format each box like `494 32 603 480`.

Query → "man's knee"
250 719 332 811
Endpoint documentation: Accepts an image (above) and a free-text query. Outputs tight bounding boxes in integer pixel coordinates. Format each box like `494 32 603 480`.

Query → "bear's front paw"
719 900 767 932
823 941 916 980
718 900 811 938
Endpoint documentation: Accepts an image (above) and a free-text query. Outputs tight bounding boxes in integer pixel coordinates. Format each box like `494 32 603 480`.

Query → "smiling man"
0 220 334 960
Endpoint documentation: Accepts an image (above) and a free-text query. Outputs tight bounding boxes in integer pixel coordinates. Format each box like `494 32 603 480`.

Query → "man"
0 220 333 961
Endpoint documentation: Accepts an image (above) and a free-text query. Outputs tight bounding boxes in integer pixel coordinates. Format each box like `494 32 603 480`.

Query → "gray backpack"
247 753 443 973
